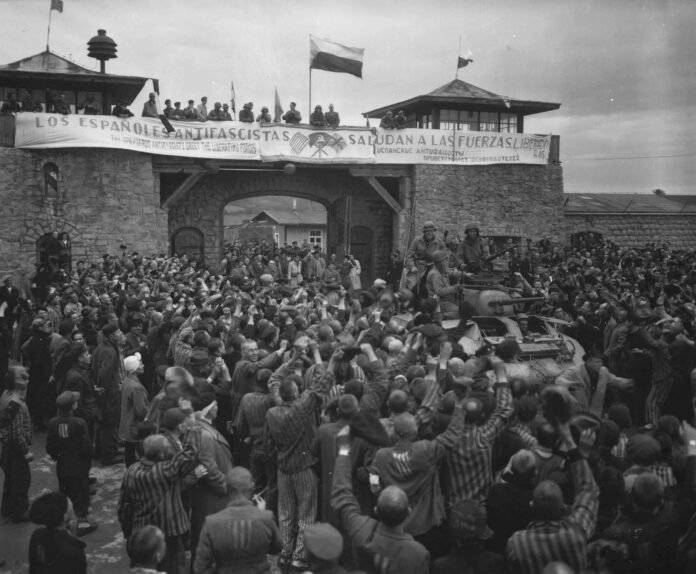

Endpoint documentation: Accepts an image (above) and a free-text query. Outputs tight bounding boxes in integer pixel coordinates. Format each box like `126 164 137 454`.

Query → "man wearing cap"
433 499 506 574
194 467 282 574
208 102 227 121
303 522 348 573
406 221 446 278
331 425 430 574
456 223 489 272
506 421 600 574
426 250 461 317
282 102 302 124
183 99 197 120
46 391 96 535
0 366 33 522
119 353 149 467
92 322 126 465
256 106 272 123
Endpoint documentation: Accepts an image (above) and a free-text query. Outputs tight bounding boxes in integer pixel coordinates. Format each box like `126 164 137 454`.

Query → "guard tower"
363 78 560 134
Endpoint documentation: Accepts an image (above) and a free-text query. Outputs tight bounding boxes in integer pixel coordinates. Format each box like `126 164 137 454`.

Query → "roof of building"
564 193 696 214
250 209 326 226
363 78 560 118
0 50 149 104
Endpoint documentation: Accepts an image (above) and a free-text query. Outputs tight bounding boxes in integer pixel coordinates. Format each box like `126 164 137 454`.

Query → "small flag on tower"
273 87 283 123
51 0 64 13
310 35 364 78
457 49 474 69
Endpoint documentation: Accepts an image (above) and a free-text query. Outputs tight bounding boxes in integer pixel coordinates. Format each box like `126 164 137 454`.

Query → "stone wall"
407 163 565 249
564 214 696 248
0 147 167 277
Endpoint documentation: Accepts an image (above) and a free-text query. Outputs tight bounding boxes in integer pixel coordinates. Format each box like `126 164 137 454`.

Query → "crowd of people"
1 222 696 574
0 91 346 129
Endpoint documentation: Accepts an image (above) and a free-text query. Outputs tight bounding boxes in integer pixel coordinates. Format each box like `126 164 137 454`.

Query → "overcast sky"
2 0 694 194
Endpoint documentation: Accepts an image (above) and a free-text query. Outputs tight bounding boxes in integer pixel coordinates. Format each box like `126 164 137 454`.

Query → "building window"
499 113 518 133
479 111 499 132
308 230 322 247
420 113 432 129
439 109 479 131
43 162 59 199
171 227 204 261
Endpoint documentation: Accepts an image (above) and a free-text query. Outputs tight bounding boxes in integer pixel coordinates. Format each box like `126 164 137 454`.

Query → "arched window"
43 162 59 199
172 227 204 261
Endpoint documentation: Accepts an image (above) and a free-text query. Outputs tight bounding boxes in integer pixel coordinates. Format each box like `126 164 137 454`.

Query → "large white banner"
373 128 551 165
15 114 262 160
14 114 551 165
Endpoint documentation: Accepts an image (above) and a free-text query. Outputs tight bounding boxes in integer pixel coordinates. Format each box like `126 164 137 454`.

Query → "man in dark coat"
21 318 54 428
92 322 125 465
46 391 96 535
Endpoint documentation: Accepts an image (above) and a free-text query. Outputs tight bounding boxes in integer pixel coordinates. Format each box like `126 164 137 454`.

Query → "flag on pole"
273 87 283 123
51 0 64 13
151 79 174 133
457 49 474 69
230 81 236 114
310 35 364 78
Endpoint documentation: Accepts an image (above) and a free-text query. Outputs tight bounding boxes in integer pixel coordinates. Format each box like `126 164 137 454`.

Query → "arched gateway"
157 161 409 281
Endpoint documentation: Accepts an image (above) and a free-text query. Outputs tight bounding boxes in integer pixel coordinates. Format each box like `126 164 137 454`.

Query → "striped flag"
230 81 236 114
310 35 364 78
51 0 64 13
273 87 283 123
457 49 474 69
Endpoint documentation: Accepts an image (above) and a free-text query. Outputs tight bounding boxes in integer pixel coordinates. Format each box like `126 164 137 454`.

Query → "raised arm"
476 356 514 444
559 421 600 538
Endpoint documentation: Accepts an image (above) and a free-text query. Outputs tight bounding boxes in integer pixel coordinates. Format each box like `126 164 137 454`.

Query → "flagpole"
46 2 54 50
456 35 462 79
309 68 312 121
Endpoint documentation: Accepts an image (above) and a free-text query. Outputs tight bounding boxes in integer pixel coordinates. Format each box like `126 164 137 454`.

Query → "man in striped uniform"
263 340 333 572
506 421 600 574
235 368 277 513
444 357 514 505
118 432 207 574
